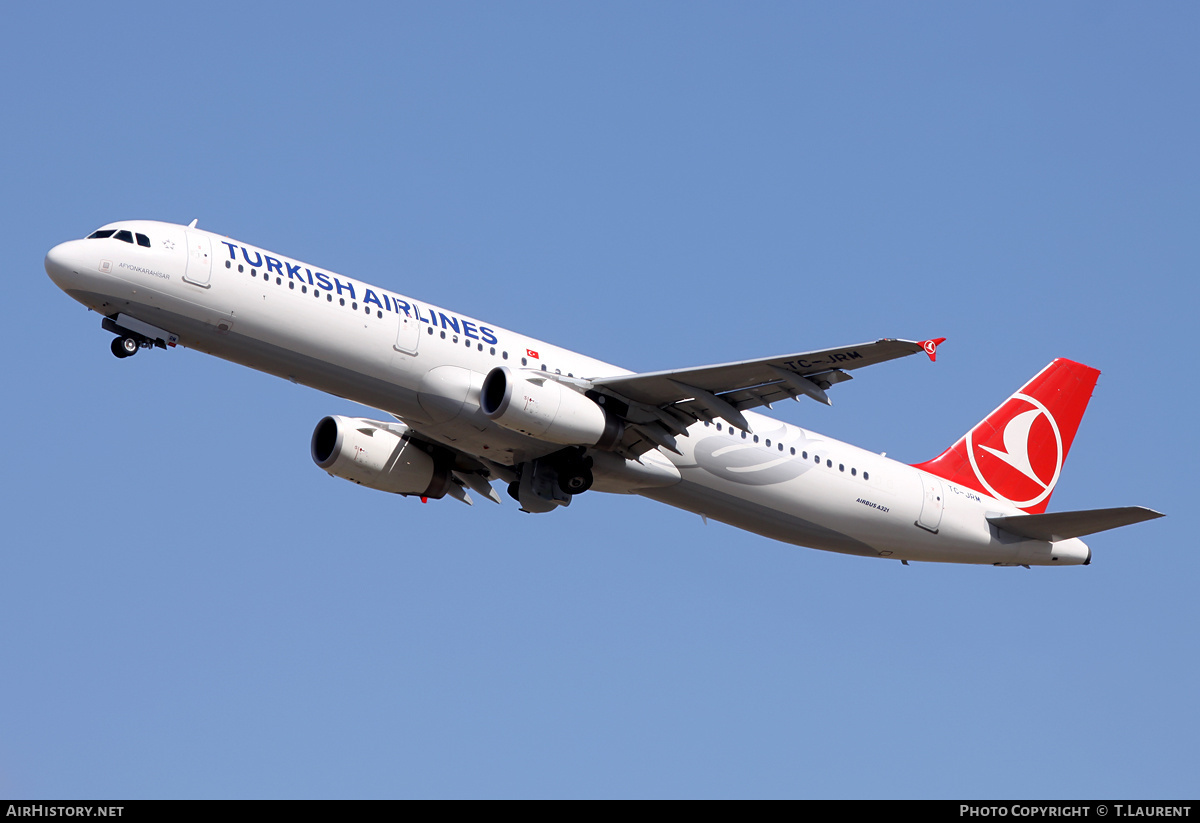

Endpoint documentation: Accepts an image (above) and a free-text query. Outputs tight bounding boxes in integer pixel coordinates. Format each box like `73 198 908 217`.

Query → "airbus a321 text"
45 220 1162 567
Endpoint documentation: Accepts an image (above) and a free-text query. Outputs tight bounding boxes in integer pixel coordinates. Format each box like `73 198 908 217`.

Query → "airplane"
44 219 1163 567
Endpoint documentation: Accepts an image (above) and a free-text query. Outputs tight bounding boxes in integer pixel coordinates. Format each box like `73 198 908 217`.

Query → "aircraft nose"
45 240 87 290
45 242 73 284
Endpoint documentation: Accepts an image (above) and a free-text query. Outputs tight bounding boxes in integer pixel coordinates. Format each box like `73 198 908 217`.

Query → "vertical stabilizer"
912 359 1100 513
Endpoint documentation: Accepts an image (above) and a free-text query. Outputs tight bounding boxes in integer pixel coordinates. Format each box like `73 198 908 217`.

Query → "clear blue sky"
2 2 1195 799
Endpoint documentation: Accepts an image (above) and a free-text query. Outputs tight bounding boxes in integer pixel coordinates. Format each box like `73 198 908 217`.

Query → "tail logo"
966 392 1063 509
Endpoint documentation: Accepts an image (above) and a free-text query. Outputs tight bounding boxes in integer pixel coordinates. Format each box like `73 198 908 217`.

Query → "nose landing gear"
110 335 141 358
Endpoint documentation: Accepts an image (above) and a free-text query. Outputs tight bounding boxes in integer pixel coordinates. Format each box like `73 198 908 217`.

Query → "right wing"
583 337 943 457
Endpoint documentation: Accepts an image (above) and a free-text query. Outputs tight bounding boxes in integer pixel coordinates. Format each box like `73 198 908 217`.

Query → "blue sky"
2 2 1196 798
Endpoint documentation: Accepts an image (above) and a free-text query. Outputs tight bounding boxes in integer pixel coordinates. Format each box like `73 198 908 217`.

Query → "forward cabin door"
916 472 945 533
183 231 212 288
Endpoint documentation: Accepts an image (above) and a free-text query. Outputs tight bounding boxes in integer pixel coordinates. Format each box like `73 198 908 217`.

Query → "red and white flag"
526 348 539 359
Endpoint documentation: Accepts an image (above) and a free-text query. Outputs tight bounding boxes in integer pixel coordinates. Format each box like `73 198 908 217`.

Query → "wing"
586 338 943 457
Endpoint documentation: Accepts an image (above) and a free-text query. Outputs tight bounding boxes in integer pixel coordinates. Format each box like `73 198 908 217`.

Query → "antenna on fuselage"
188 218 198 228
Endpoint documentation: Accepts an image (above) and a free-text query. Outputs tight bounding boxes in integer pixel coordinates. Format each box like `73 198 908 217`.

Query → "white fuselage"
45 220 1090 566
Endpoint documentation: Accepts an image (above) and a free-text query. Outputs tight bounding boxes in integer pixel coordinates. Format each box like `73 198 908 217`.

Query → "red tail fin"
912 359 1100 513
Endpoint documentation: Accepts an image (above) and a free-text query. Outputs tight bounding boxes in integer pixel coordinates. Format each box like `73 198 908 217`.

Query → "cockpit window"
87 229 116 239
136 233 150 247
114 230 134 244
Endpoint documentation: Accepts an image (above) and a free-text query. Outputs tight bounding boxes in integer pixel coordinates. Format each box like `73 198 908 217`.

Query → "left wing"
585 337 943 456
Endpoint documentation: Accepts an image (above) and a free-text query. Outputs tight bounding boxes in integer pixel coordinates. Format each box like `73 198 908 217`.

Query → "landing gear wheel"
111 336 139 358
558 468 594 496
507 481 521 502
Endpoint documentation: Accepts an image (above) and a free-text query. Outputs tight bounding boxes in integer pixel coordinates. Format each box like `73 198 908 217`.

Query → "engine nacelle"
310 415 453 499
480 366 623 449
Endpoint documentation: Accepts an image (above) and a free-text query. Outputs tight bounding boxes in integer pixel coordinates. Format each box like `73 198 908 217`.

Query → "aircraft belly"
638 480 881 557
75 290 429 422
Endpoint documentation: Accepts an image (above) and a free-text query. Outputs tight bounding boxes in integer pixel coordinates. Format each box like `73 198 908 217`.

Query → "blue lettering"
462 320 479 340
220 241 238 259
364 289 384 309
438 313 460 333
416 305 430 324
314 272 334 291
481 327 498 345
334 278 356 299
393 299 412 317
286 261 304 280
265 256 284 276
241 247 263 267
382 294 392 312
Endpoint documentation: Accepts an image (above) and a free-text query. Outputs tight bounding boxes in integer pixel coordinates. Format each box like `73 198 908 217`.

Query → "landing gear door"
184 232 212 288
916 472 944 533
394 310 420 356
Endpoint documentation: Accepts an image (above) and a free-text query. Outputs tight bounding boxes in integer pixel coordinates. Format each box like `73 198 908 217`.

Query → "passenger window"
864 472 870 481
114 230 134 244
136 233 150 247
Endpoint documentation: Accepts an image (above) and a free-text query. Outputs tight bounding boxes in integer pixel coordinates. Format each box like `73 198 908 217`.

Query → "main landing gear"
507 448 595 513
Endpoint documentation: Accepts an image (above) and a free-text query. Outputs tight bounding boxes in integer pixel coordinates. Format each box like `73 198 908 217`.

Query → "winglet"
919 338 946 362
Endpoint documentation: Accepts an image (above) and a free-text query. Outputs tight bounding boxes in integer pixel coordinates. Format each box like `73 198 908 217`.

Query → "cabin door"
183 232 212 287
916 472 945 533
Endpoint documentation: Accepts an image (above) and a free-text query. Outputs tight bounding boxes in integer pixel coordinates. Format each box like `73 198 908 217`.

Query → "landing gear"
557 463 594 495
511 449 595 512
111 335 140 358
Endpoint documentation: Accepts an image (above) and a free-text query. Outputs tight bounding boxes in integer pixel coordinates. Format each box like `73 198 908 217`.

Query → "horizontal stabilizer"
988 506 1164 542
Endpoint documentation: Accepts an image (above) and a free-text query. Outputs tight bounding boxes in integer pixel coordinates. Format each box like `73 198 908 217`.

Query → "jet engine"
480 366 623 449
311 415 453 499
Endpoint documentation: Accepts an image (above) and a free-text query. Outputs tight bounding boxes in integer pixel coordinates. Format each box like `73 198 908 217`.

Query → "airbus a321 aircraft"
45 220 1162 566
